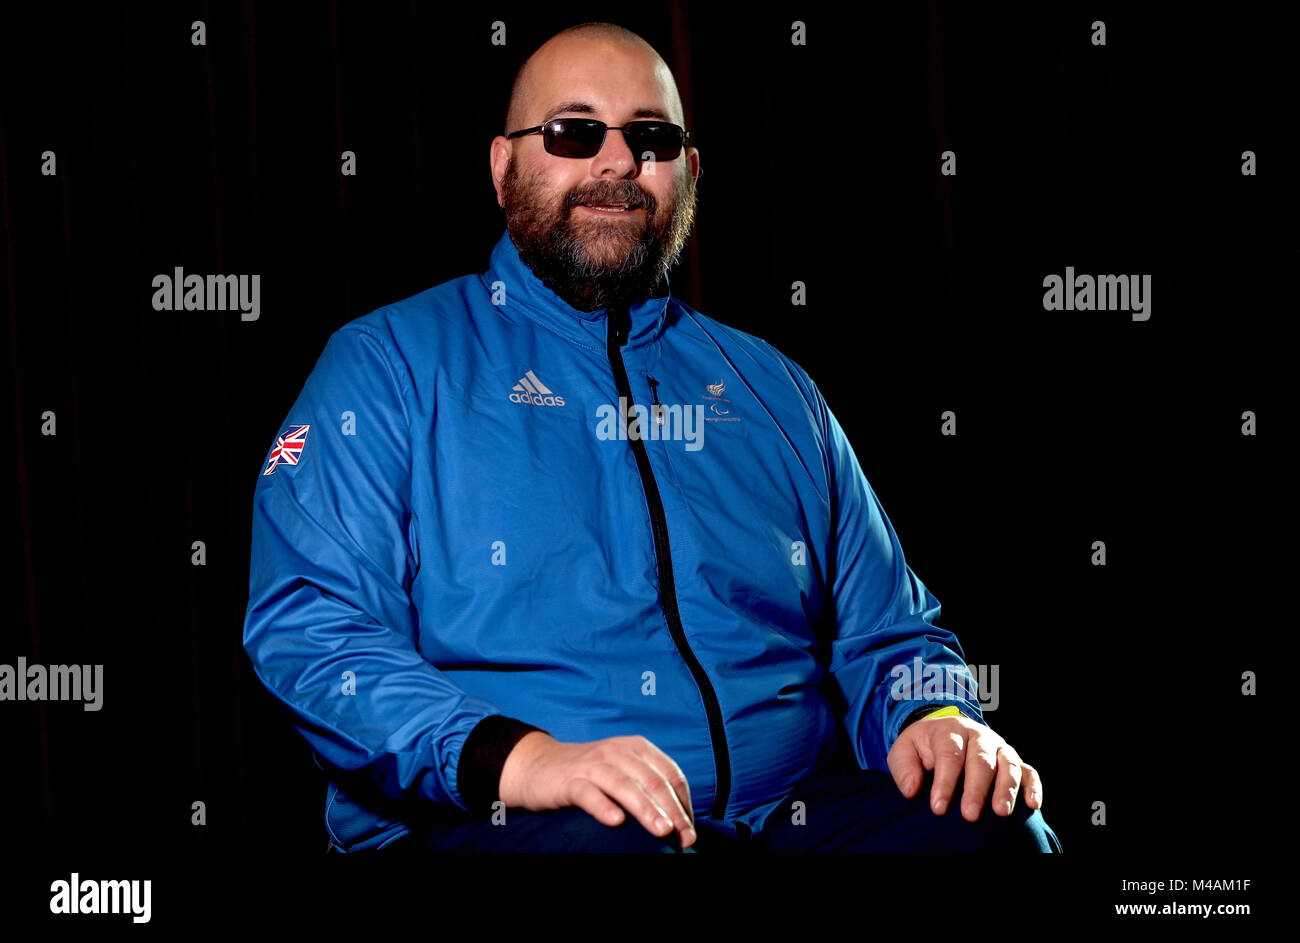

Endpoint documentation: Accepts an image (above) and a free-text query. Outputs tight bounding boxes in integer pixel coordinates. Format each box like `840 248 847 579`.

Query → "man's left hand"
887 713 1043 821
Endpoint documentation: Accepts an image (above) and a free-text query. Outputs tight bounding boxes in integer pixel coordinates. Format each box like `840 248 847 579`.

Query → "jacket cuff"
901 704 963 729
456 715 547 817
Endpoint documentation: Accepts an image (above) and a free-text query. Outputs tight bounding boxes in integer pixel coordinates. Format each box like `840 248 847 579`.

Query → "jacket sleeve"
242 324 541 813
806 377 986 773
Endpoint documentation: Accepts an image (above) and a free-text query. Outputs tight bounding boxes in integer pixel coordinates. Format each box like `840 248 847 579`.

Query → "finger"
960 732 1000 822
568 776 627 828
590 763 678 843
633 740 696 827
1022 762 1043 809
929 727 966 815
991 744 1024 817
888 730 925 799
631 756 697 848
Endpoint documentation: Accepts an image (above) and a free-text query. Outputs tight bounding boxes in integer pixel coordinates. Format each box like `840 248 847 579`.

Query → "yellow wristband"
922 705 964 720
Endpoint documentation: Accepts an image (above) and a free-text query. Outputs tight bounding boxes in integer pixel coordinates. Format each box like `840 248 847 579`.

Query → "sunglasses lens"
626 122 684 161
545 119 605 158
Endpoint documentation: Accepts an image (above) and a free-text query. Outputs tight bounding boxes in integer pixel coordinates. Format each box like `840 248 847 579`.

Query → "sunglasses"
507 118 690 161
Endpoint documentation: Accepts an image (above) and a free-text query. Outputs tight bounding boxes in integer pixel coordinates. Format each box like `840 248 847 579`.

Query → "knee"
956 800 1061 853
1006 806 1062 852
547 807 689 853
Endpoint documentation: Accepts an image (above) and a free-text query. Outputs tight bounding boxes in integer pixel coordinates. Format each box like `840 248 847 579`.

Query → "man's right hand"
497 732 698 850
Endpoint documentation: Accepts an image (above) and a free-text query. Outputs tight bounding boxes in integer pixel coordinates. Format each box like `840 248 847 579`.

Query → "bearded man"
243 21 1060 855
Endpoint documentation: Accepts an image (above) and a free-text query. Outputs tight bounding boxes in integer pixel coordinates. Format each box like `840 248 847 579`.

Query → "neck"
534 265 666 314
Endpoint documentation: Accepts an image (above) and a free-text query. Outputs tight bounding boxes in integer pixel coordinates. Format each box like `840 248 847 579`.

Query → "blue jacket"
242 230 985 851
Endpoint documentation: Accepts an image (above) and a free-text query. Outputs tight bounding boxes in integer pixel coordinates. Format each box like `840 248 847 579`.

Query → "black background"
2 0 1289 925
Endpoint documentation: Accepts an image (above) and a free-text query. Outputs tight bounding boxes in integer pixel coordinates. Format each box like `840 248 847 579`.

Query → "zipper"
647 375 664 425
606 305 732 820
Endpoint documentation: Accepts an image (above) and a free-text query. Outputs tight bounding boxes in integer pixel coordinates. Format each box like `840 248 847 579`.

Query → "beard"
500 156 698 313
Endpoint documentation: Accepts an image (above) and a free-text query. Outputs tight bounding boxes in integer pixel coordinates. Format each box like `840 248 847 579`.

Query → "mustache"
566 183 654 212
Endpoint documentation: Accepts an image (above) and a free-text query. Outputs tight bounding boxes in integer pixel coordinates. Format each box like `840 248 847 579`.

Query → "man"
242 21 1060 853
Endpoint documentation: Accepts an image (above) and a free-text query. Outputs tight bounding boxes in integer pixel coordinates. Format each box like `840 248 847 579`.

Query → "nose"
592 126 639 176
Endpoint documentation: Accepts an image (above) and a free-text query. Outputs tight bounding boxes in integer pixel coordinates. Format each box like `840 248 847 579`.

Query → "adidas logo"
509 369 566 407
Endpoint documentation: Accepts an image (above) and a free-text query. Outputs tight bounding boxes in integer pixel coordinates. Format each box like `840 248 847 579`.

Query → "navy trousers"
381 766 1062 853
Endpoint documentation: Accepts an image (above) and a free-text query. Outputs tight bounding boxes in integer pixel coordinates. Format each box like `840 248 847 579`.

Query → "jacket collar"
481 229 669 350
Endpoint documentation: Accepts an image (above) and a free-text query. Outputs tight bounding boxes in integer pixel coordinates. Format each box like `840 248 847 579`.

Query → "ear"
490 137 513 207
686 146 701 185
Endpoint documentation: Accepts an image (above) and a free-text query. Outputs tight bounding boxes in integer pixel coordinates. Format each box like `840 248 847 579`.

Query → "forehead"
523 38 682 124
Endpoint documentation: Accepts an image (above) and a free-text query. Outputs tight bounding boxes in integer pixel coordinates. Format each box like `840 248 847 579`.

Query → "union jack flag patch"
263 424 311 476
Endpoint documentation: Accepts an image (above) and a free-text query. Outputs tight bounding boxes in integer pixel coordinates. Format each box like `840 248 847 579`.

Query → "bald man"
243 22 1061 854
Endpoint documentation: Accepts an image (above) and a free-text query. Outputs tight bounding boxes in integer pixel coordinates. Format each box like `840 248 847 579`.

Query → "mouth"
576 202 644 214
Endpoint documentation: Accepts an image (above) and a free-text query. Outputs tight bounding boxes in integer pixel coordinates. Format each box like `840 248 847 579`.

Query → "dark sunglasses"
507 118 690 161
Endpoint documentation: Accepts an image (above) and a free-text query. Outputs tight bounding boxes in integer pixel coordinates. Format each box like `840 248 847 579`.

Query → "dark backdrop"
2 0 1289 921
